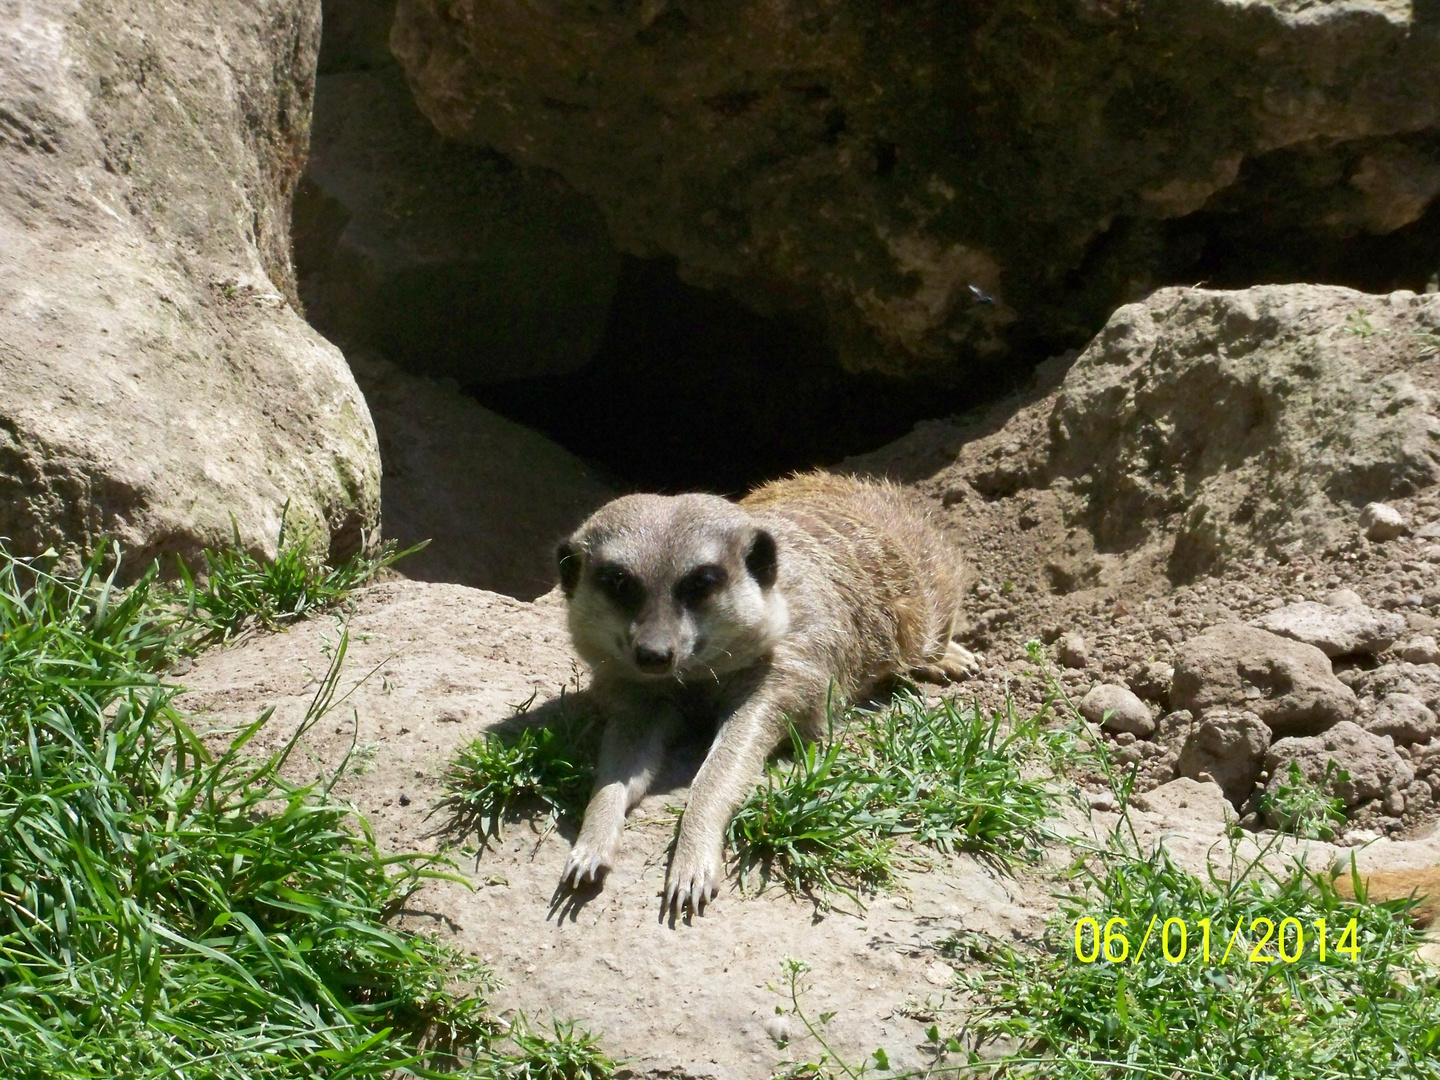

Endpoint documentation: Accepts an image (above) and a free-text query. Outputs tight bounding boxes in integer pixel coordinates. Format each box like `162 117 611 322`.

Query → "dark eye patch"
592 563 644 614
674 564 729 608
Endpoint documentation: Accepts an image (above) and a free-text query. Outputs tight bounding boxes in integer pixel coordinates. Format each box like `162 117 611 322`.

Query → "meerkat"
554 471 972 916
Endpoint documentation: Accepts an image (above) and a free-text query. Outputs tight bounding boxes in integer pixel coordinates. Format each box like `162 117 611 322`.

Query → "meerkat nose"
633 644 675 673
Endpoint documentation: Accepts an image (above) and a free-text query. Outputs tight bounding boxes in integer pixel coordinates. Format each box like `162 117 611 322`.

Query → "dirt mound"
852 283 1440 832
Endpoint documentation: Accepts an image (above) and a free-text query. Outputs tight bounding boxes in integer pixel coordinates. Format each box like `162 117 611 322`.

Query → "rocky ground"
175 281 1440 1077
853 283 1440 840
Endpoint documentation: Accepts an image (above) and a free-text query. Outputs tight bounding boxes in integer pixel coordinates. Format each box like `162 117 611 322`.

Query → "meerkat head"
556 493 790 681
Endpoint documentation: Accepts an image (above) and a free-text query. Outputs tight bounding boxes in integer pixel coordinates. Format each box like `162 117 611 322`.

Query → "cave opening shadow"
470 257 982 495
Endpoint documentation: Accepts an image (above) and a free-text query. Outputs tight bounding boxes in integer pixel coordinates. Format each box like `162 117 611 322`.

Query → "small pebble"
1360 502 1409 542
1326 589 1366 608
1057 631 1088 669
1080 683 1155 736
1399 636 1440 665
1089 792 1117 813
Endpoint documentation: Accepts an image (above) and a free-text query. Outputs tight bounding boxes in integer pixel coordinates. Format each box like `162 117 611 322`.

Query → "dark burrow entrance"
298 0 1440 502
469 257 978 495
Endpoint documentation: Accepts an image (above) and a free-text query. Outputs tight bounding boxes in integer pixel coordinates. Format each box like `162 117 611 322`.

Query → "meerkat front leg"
664 678 822 916
561 696 679 890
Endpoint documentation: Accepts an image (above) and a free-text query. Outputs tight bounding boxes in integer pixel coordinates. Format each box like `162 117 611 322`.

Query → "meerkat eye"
592 564 644 614
674 564 728 608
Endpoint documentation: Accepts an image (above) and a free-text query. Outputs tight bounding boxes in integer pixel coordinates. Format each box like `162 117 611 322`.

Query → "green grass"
761 647 1440 1080
728 691 1068 906
439 687 1068 907
766 844 1440 1080
728 729 897 901
437 703 601 843
950 843 1440 1080
1256 761 1347 841
0 541 611 1079
178 508 425 642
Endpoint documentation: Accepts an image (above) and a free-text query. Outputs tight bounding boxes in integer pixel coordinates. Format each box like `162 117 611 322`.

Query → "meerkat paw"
914 641 979 684
663 841 724 917
560 838 616 890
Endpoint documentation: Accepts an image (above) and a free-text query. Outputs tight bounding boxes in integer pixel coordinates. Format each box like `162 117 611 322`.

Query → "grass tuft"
729 729 897 901
729 690 1064 905
437 703 601 843
178 508 425 642
477 1017 615 1079
1256 760 1348 841
952 844 1440 1079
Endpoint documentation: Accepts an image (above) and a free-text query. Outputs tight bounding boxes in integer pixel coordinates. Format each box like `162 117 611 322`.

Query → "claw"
560 846 610 891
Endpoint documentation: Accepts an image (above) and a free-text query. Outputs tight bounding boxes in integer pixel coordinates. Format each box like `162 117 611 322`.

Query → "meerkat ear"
557 540 582 597
745 529 778 589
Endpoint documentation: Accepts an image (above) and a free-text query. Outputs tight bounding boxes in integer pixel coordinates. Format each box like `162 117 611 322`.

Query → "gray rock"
1131 777 1234 826
1405 779 1433 815
1127 660 1175 704
392 0 1440 383
1 0 380 569
1176 710 1271 806
1039 287 1440 578
1057 632 1089 669
1264 721 1415 809
1352 662 1440 713
1252 601 1405 657
1360 502 1409 542
1326 589 1367 608
1156 709 1196 742
1080 684 1155 737
1364 693 1438 746
1398 636 1440 665
1171 623 1357 736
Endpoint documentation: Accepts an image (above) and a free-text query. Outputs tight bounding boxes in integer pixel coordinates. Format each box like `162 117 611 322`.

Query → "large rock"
1264 721 1414 809
1253 600 1406 658
1175 710 1271 807
1030 286 1440 578
1 0 380 569
391 0 1440 380
1171 623 1357 736
1364 693 1439 747
297 2 620 384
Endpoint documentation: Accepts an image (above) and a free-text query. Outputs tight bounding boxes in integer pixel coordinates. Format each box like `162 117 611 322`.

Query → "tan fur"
1334 867 1440 929
555 471 966 916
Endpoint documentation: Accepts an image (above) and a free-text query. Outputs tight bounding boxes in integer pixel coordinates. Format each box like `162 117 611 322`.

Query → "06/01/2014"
1073 915 1362 966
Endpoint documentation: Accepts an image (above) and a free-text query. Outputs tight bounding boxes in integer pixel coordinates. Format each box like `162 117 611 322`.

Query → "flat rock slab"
176 579 1050 1076
1253 601 1406 657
